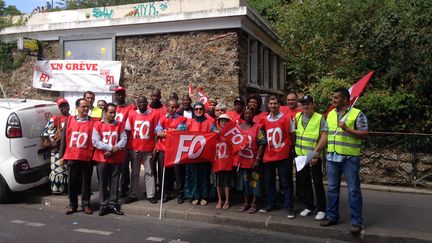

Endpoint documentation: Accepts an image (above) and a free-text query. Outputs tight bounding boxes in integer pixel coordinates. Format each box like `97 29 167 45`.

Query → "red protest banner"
220 121 248 153
164 130 218 167
213 137 234 173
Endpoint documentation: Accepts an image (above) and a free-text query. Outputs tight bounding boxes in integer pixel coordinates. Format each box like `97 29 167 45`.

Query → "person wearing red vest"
59 98 95 215
181 102 217 206
124 96 160 204
247 94 267 124
155 99 187 204
234 107 266 214
92 103 128 216
280 91 304 121
226 97 245 125
259 95 296 219
42 98 70 195
114 86 136 197
214 114 234 210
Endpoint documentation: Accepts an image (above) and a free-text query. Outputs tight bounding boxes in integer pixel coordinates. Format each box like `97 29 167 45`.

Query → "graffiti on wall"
127 1 168 17
93 6 114 19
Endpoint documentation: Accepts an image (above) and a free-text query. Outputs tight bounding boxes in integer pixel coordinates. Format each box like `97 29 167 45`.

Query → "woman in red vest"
234 107 267 213
182 102 216 206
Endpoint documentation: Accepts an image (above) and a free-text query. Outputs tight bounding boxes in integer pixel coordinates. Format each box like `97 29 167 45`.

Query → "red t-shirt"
262 113 292 163
63 117 95 161
233 123 262 168
115 104 136 123
226 110 245 125
126 110 160 152
92 122 126 163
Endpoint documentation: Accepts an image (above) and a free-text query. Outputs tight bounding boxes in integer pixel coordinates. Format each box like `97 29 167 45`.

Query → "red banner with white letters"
164 130 218 167
219 121 248 153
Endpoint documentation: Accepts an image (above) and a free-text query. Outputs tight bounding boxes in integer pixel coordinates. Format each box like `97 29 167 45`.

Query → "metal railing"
360 132 432 188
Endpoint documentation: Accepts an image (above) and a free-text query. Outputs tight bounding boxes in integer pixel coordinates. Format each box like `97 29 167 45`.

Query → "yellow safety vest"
295 112 322 156
327 108 362 156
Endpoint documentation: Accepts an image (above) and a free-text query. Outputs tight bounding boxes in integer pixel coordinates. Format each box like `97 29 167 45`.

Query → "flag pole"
159 166 166 220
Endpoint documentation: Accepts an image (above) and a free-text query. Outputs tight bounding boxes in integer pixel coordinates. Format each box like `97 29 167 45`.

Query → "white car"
0 99 60 202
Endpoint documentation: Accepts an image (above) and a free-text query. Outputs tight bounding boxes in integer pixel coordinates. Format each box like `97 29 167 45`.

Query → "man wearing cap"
227 97 245 125
295 95 327 221
42 98 71 194
114 86 136 197
320 88 368 234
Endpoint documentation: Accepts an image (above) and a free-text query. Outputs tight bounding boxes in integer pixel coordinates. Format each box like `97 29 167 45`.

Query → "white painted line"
168 240 189 243
74 228 113 236
27 222 45 227
146 237 165 242
10 220 28 224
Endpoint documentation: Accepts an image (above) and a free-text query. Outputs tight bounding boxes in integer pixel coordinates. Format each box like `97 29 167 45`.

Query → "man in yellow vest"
320 88 368 234
295 95 327 221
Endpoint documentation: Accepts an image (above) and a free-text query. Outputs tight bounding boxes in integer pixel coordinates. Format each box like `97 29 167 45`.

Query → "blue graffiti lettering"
92 7 114 19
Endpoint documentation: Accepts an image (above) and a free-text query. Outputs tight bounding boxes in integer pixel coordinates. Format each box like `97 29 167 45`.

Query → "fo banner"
33 60 121 92
164 131 217 167
220 121 248 153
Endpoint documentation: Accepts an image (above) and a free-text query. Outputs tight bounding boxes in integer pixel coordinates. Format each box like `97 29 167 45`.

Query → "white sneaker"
315 211 326 221
300 208 312 217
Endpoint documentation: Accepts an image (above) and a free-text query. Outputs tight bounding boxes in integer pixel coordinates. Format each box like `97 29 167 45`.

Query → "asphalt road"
0 201 348 243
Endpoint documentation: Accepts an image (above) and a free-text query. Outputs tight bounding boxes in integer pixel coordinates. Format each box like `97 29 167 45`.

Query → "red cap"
115 86 126 93
56 98 68 106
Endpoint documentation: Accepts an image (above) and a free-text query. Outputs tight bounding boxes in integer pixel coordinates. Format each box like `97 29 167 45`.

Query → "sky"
5 0 56 14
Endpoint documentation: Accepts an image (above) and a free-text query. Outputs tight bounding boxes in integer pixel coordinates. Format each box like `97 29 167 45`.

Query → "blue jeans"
326 156 363 225
263 158 294 209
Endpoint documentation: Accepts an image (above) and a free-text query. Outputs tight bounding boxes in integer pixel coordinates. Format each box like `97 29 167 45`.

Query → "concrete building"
0 0 285 105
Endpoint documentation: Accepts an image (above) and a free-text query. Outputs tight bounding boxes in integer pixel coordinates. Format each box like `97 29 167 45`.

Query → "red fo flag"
197 86 210 110
188 83 194 98
325 70 374 115
213 137 234 173
220 121 248 153
164 130 217 167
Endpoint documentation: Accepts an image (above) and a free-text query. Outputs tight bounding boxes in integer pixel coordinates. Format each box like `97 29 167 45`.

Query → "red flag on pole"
197 86 210 110
213 137 234 173
325 70 374 115
188 84 194 98
164 130 217 167
219 121 248 153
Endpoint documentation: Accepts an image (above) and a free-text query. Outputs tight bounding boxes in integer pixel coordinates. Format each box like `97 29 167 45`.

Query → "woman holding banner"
235 107 266 214
181 102 216 206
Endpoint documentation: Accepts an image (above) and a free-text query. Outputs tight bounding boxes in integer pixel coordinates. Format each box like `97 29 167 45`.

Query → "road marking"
11 220 28 224
168 240 189 243
74 228 113 236
146 237 165 242
27 222 45 227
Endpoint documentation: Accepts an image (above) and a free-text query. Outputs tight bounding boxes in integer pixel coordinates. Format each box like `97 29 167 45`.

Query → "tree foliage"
248 0 432 132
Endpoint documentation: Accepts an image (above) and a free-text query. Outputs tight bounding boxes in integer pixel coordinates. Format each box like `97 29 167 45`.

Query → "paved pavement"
34 183 432 243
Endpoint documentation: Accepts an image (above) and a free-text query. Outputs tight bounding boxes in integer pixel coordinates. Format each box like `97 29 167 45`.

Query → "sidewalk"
41 185 432 243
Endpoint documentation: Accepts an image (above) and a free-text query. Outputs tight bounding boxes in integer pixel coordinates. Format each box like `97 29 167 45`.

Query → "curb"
41 195 432 243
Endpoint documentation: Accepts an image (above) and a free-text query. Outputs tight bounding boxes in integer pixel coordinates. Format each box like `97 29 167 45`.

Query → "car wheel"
0 174 11 203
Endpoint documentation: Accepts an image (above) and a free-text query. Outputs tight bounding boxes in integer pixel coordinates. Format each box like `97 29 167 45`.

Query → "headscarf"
193 102 207 122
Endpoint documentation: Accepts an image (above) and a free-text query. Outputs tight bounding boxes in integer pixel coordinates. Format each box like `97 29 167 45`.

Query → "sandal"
192 199 199 205
222 202 230 210
200 199 208 206
238 204 250 212
216 201 222 209
248 204 258 214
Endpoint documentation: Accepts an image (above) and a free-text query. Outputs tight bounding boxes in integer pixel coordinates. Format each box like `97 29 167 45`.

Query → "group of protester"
41 86 368 234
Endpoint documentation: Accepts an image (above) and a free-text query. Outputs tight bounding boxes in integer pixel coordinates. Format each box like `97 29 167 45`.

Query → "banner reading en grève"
33 60 122 92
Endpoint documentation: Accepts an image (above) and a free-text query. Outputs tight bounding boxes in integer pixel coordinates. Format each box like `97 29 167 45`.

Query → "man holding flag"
320 88 368 234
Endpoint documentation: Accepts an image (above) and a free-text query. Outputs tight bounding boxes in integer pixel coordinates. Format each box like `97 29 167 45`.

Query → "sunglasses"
194 107 204 111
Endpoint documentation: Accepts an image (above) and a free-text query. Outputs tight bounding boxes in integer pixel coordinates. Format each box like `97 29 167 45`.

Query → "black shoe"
120 190 129 198
350 224 362 234
125 196 138 204
177 196 184 204
98 207 110 216
112 207 124 215
259 205 275 213
320 219 338 227
162 195 170 203
148 197 157 204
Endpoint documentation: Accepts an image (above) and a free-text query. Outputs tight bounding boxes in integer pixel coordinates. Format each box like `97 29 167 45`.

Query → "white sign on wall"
33 60 121 92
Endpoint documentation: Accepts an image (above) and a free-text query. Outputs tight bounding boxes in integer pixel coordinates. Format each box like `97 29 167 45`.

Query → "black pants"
120 157 130 194
296 158 326 212
67 160 93 208
97 162 122 208
264 158 294 209
158 151 184 197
